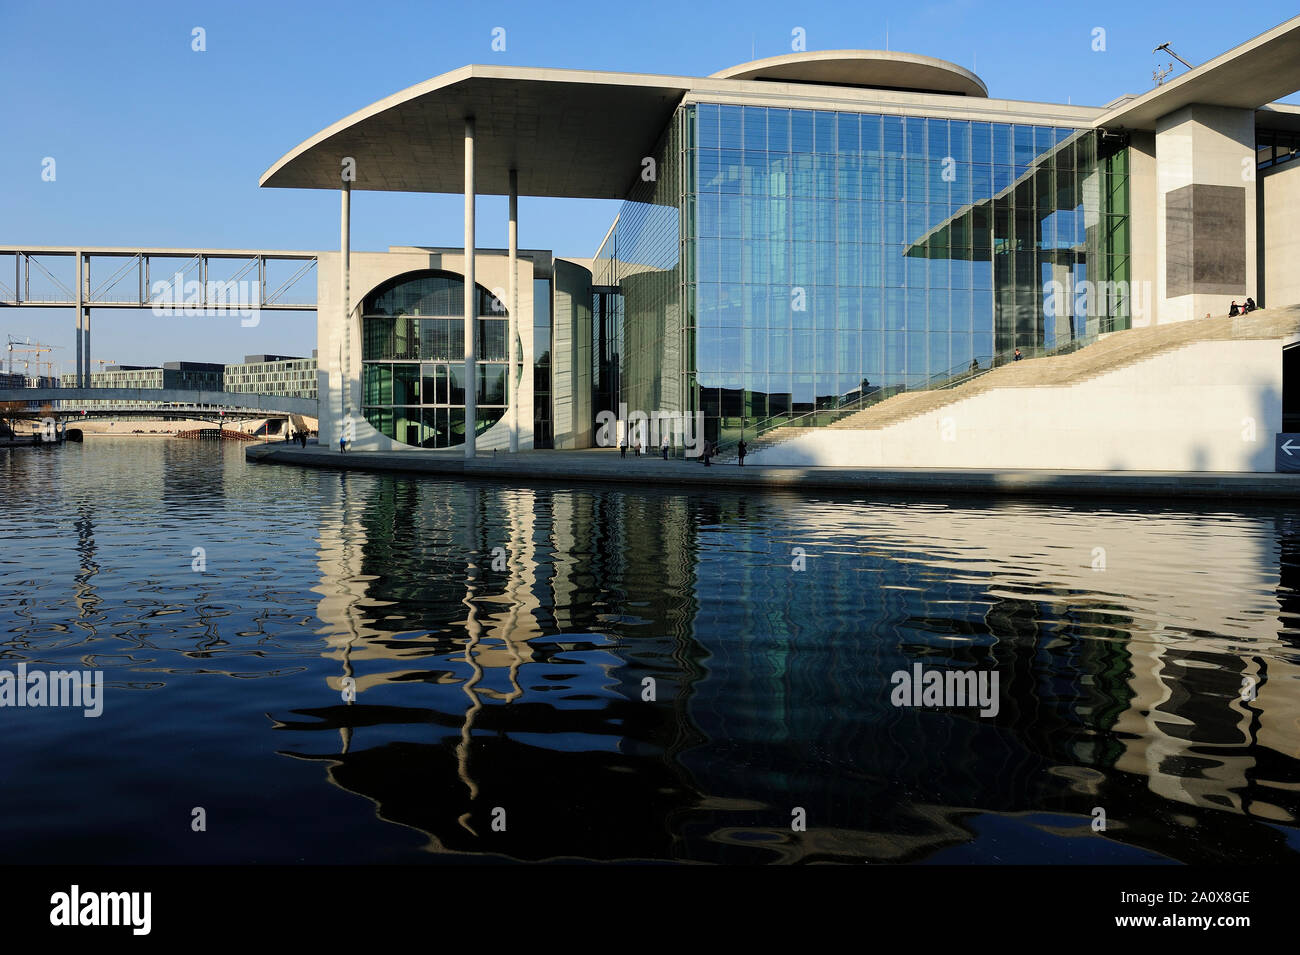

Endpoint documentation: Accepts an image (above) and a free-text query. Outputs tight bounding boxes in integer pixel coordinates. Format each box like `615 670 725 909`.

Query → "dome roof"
711 50 987 97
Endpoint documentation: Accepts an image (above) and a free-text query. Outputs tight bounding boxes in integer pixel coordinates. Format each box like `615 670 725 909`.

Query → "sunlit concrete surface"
247 444 1300 500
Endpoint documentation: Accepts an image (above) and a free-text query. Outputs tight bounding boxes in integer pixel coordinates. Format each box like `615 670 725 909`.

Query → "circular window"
360 271 507 447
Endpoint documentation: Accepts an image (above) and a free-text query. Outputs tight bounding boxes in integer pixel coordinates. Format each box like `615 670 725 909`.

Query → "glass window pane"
448 364 465 405
393 363 419 404
477 364 506 405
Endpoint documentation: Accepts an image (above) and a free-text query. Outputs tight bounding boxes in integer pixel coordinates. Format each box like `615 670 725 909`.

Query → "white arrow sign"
1283 439 1300 456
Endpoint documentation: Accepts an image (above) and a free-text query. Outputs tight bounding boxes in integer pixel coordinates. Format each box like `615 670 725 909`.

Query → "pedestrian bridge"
0 387 318 417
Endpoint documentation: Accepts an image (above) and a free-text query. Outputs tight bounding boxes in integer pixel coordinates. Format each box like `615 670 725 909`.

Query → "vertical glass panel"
993 123 1012 166
814 111 836 152
477 363 506 405
861 114 882 158
743 105 767 152
447 408 465 445
477 319 506 361
971 122 992 165
883 116 904 158
448 363 465 405
767 108 790 152
791 110 814 152
1035 125 1056 157
718 105 742 147
1013 125 1035 166
363 363 392 405
393 363 419 404
702 103 722 148
420 408 439 447
905 117 925 157
949 121 970 164
837 113 860 154
926 118 949 160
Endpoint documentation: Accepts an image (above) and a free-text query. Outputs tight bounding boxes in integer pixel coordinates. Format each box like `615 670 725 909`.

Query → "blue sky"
2 0 1297 369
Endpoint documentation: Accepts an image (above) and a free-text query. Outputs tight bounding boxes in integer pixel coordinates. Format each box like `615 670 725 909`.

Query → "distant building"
60 361 226 391
0 371 58 411
59 361 226 410
224 350 317 399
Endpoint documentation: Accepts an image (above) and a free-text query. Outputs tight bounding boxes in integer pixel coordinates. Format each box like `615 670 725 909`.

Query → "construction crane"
5 336 62 380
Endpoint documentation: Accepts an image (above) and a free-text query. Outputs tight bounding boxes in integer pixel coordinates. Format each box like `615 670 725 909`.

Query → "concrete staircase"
740 307 1300 459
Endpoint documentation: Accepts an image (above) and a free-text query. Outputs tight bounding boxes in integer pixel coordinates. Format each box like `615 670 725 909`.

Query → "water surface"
2 438 1298 863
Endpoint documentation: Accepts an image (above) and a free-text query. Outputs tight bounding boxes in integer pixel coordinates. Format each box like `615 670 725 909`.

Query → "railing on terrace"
710 333 1099 460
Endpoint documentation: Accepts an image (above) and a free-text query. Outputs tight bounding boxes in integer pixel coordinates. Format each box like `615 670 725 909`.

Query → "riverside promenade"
246 443 1300 501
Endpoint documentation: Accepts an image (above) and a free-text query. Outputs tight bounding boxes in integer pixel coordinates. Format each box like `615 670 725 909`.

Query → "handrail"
712 333 1098 458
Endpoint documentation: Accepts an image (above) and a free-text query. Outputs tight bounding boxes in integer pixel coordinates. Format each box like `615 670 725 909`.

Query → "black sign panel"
1276 434 1300 472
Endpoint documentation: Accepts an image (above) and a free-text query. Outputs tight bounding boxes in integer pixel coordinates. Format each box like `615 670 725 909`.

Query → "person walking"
737 440 747 467
620 439 627 459
661 437 669 460
339 434 347 453
300 431 307 448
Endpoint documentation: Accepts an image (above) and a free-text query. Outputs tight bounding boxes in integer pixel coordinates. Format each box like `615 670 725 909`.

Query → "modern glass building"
260 32 1300 456
224 352 319 400
594 101 1132 444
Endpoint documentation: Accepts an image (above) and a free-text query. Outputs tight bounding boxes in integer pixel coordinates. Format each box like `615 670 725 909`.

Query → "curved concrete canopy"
260 65 694 199
1096 14 1300 131
711 50 987 97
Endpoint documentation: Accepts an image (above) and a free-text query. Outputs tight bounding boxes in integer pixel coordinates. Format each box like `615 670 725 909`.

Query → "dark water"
2 438 1299 864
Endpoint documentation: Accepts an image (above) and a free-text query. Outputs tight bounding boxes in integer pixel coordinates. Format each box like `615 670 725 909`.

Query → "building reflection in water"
286 478 1300 863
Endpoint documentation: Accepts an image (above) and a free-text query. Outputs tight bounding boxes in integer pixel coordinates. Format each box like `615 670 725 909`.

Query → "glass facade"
592 108 686 423
360 270 506 447
533 277 553 448
595 103 1131 445
1258 127 1300 171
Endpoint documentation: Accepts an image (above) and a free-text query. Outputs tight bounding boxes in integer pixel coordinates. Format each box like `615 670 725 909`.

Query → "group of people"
617 436 748 466
282 429 309 448
1228 298 1258 317
697 439 746 466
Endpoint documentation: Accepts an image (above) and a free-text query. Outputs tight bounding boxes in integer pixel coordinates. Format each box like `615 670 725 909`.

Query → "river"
1 438 1298 863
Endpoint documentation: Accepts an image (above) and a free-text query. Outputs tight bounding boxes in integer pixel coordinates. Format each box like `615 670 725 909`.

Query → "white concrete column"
508 167 519 453
464 116 477 459
74 251 83 387
83 305 90 385
340 181 351 426
1154 105 1256 324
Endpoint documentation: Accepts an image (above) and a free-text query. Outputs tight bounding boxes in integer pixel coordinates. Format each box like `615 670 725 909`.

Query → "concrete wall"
1155 105 1257 324
1261 159 1300 310
316 248 535 452
1128 133 1158 328
750 339 1282 472
551 258 593 449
